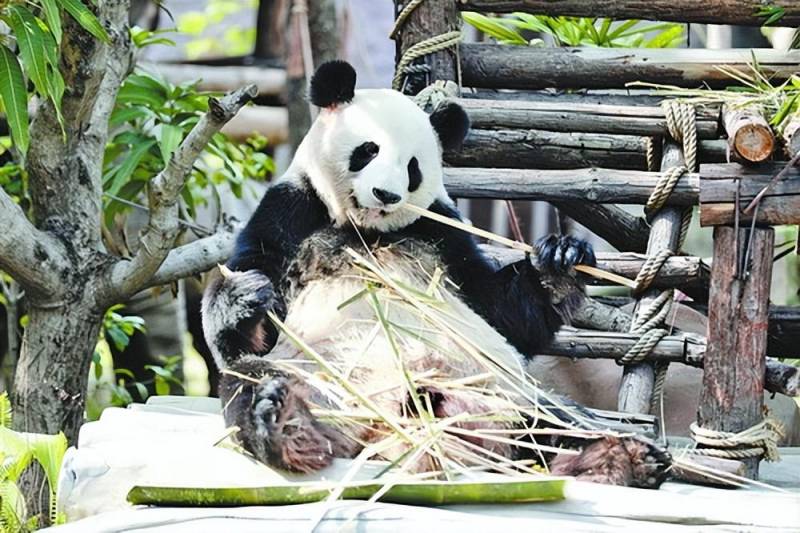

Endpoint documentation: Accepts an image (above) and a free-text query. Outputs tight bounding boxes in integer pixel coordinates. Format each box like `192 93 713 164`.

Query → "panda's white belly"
268 245 527 403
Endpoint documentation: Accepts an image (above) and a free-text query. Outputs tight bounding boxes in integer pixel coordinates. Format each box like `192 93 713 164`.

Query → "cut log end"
731 123 775 163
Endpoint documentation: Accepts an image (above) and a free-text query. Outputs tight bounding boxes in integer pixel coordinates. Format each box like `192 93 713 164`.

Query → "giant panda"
202 60 671 488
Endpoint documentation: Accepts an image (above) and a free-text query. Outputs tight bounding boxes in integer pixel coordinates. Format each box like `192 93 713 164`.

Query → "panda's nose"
372 188 401 205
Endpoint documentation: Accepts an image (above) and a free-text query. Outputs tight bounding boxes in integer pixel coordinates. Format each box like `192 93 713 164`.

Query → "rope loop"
689 418 785 462
618 328 669 366
413 79 459 111
393 31 462 91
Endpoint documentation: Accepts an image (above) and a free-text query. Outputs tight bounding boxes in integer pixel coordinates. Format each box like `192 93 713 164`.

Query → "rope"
393 30 463 91
412 79 459 110
621 101 699 415
390 0 426 39
689 419 785 461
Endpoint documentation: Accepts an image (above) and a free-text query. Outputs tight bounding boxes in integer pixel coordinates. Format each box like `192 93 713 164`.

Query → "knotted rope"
412 79 459 110
689 419 785 461
391 0 462 92
621 101 698 414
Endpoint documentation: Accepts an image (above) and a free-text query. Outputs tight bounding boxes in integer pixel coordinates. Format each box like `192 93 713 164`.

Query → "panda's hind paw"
534 235 596 273
549 435 671 489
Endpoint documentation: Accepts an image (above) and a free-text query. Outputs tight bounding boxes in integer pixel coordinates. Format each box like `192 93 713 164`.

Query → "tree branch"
142 231 236 289
0 189 68 298
108 85 257 300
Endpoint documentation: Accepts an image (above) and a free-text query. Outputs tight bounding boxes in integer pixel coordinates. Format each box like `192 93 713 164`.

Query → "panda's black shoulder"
228 177 330 272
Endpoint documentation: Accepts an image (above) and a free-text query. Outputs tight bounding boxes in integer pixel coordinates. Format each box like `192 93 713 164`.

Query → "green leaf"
157 124 183 165
40 0 63 44
0 45 30 155
104 138 156 197
462 12 526 45
645 25 685 48
154 376 170 396
5 6 51 100
58 0 110 43
134 382 149 401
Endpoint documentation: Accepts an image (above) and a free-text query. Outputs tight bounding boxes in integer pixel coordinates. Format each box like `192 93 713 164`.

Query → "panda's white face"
294 89 451 232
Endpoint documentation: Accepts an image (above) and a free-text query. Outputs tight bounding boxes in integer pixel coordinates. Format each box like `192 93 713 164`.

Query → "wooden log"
482 246 709 290
458 0 800 27
138 62 285 96
671 457 748 487
545 328 706 365
463 88 668 107
392 0 460 95
619 141 687 415
447 129 728 170
460 44 800 90
454 98 721 139
443 167 699 205
722 104 775 163
699 162 800 226
577 298 800 396
699 226 774 478
551 203 650 253
781 111 800 158
220 105 288 144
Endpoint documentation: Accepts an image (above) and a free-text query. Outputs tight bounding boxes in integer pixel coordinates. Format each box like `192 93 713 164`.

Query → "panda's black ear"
309 60 357 108
429 102 470 151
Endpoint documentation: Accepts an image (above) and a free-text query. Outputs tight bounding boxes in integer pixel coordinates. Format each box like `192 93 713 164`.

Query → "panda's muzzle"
372 188 401 206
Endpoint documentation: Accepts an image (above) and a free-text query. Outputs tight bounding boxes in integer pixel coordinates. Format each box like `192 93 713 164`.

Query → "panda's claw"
534 234 596 273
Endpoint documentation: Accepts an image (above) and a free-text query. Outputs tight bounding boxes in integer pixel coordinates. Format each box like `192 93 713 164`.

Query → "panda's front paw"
534 235 596 273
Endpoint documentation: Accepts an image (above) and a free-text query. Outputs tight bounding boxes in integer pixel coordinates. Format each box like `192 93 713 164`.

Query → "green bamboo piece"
128 478 567 507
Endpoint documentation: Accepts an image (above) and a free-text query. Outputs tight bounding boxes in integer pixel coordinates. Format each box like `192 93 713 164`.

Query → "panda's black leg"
220 356 358 473
549 435 671 489
201 268 281 367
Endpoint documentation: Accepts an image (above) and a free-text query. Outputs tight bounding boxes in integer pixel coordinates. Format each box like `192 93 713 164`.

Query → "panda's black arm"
409 201 568 357
202 178 330 364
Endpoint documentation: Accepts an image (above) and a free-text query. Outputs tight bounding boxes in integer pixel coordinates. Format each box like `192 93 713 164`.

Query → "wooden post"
618 141 688 414
393 0 461 94
782 111 800 158
698 226 774 478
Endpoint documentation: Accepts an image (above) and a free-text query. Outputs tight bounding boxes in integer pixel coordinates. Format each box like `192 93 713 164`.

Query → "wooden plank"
699 226 774 478
458 0 800 26
443 167 700 204
455 98 720 139
447 129 728 170
618 141 687 415
460 44 800 90
699 163 800 226
545 328 705 365
722 104 775 163
463 88 667 107
483 246 709 290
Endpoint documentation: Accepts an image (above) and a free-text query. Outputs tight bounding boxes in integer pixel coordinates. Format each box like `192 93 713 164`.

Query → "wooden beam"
447 129 728 170
551 203 650 253
545 328 706 365
722 104 775 163
443 167 699 204
463 88 666 107
458 0 800 26
454 98 721 139
392 0 460 95
781 111 800 158
460 44 800 90
220 105 288 144
574 298 800 397
699 163 800 226
138 62 285 96
619 141 689 415
699 226 773 478
483 246 709 290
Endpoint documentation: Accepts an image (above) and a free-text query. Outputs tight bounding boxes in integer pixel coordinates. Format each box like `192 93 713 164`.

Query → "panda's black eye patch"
407 157 422 192
349 142 379 172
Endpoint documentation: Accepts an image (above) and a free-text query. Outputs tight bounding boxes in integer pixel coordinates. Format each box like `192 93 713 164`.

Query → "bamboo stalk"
402 204 637 289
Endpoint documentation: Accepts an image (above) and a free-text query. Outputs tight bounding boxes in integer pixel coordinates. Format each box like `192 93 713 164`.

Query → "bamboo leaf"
645 25 685 48
58 0 110 43
103 138 156 196
40 0 63 44
157 123 183 165
0 44 30 155
461 12 526 45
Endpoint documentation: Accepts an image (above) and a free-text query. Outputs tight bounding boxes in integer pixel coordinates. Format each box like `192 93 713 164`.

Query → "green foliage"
0 0 111 157
756 5 786 26
103 69 272 225
462 12 684 48
177 0 258 59
0 392 68 529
